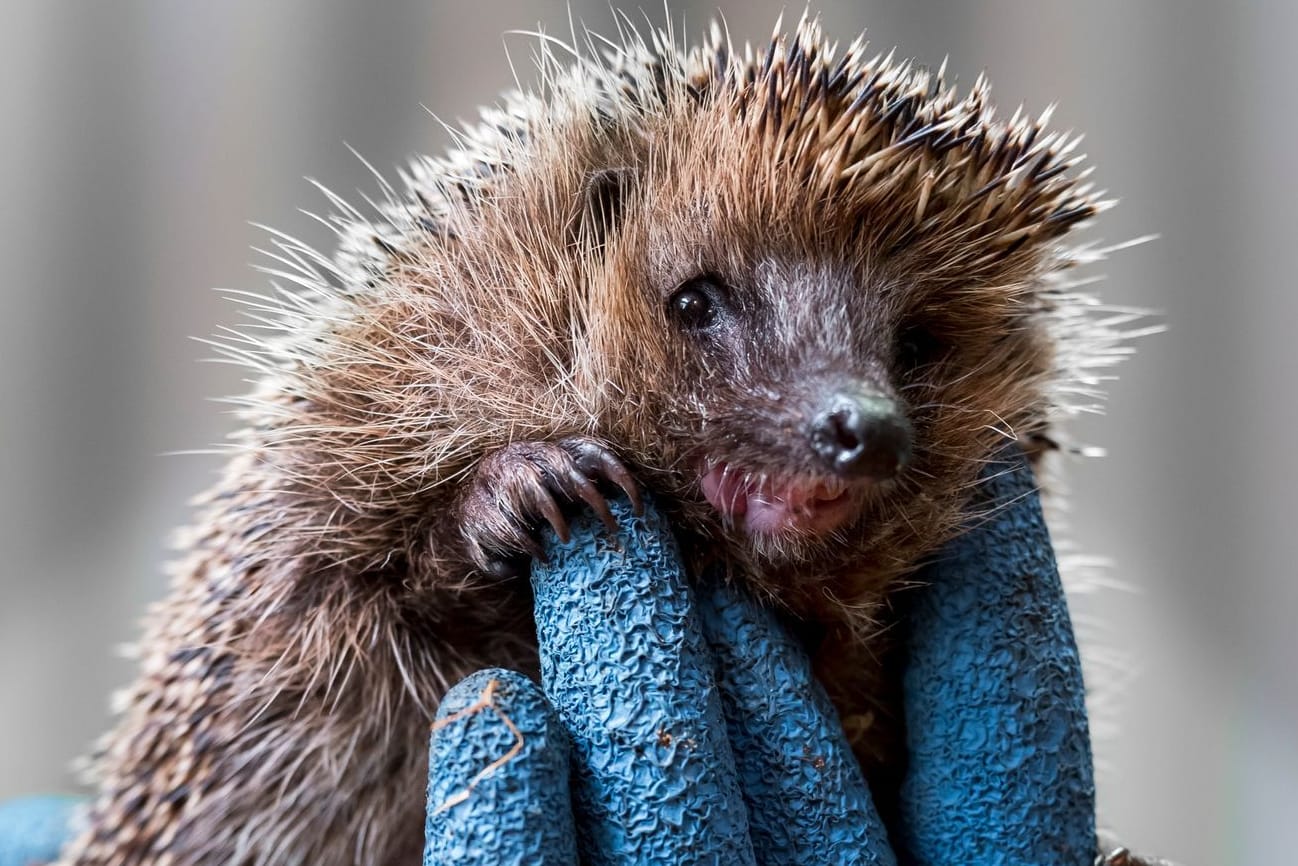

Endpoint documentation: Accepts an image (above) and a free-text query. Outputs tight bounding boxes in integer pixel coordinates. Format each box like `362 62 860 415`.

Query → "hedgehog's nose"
809 394 913 481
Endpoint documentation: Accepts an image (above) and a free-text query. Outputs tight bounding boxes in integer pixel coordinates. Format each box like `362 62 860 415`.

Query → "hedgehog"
58 13 1137 866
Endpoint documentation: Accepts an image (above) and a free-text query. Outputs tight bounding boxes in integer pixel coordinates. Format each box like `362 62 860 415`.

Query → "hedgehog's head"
218 14 1129 603
548 17 1113 583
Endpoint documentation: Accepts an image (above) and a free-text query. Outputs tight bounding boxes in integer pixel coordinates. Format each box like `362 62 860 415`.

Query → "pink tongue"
699 466 810 534
700 465 748 517
700 464 853 535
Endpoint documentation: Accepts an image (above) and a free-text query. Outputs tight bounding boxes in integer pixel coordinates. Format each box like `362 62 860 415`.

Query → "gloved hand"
0 452 1167 865
423 450 1102 865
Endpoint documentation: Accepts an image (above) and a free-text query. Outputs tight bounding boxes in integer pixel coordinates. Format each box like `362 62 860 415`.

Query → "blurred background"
1 1 1293 861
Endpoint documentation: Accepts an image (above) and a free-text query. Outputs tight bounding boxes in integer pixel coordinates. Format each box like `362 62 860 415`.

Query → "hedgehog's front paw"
458 437 641 578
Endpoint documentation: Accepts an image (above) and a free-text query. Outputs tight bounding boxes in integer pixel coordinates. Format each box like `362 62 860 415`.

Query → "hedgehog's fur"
60 14 1137 865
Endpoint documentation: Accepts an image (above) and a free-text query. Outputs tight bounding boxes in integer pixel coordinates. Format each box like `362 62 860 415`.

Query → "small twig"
430 678 526 813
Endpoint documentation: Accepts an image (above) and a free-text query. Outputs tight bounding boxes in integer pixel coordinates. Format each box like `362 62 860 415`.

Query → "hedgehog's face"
626 228 1049 573
654 257 914 541
560 23 1099 577
595 169 1059 575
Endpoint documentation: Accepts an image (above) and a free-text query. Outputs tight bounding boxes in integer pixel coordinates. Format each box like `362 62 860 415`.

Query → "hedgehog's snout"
809 392 912 482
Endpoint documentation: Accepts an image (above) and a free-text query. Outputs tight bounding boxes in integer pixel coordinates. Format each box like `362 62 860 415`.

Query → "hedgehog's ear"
576 167 635 254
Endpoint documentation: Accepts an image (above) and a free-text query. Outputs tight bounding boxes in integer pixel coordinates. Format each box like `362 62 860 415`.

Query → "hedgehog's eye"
895 321 946 371
667 276 723 331
671 288 713 328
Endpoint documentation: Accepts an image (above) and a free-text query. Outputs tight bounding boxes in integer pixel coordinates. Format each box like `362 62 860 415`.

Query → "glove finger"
898 449 1096 865
698 579 898 866
424 669 577 866
0 795 84 866
531 495 756 866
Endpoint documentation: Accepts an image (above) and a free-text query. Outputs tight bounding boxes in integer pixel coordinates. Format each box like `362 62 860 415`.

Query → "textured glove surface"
424 669 578 866
531 497 757 866
900 452 1096 865
699 580 897 866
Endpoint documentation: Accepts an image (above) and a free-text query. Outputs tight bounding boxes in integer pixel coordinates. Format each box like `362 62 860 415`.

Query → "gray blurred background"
1 1 1293 862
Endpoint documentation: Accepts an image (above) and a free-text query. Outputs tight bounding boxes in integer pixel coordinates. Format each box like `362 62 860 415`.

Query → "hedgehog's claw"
560 464 617 534
457 437 640 578
522 472 571 543
562 437 643 516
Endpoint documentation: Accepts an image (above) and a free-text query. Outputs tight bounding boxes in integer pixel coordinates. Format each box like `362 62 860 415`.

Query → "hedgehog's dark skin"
60 15 1132 866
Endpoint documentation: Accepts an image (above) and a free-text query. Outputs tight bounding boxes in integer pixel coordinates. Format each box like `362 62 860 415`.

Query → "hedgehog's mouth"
699 462 858 536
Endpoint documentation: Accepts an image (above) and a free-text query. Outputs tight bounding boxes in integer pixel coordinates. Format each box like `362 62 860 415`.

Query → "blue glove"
0 796 82 866
424 450 1098 865
899 456 1095 863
